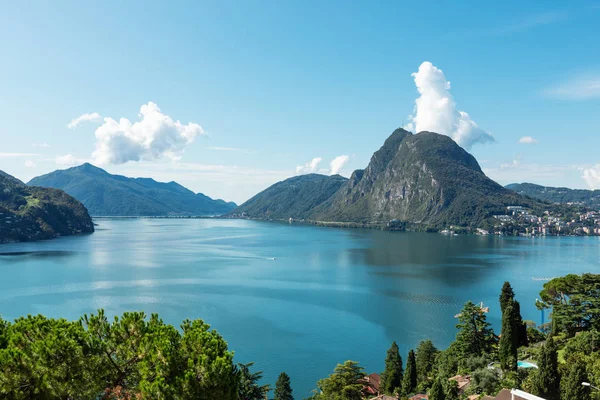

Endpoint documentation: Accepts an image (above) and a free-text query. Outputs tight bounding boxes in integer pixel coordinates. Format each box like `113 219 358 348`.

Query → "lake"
0 219 598 396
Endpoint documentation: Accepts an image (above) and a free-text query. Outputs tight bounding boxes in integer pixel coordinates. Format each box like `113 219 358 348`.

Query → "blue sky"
1 1 599 203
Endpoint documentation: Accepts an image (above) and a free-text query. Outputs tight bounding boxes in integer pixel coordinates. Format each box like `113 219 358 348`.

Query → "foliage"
506 182 600 208
402 349 417 395
310 360 368 400
0 310 240 400
455 301 496 359
428 377 444 400
274 372 293 400
444 379 460 400
500 281 516 314
499 301 519 371
471 368 501 395
415 340 438 390
560 358 590 400
563 330 599 359
29 163 236 217
527 327 546 344
238 362 270 400
539 273 600 336
380 341 403 395
532 336 560 400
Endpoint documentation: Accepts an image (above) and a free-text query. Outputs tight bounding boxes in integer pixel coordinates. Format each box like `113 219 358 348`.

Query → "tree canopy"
380 341 402 395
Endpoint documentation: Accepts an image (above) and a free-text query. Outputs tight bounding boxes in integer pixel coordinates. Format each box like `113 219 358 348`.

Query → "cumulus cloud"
404 62 494 150
583 165 600 189
24 160 36 168
296 157 323 175
518 136 538 144
330 155 349 175
67 112 101 129
55 154 86 166
92 102 204 165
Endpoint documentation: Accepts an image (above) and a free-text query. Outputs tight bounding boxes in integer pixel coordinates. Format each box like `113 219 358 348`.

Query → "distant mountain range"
231 129 542 229
506 183 600 208
0 170 94 243
28 163 236 217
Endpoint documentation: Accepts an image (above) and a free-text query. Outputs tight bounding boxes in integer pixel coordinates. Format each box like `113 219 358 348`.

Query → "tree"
560 359 590 400
533 336 560 400
499 302 519 372
512 300 529 347
380 341 403 395
402 349 417 395
500 281 516 314
444 379 460 400
455 301 496 358
415 340 438 387
238 362 271 400
312 360 367 400
428 378 444 400
472 368 501 395
274 372 293 400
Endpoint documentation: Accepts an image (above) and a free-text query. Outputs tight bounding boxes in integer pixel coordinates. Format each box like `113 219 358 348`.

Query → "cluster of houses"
487 206 600 236
364 373 545 400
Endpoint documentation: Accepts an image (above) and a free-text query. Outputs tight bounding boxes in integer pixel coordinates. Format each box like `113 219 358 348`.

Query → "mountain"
506 183 600 208
231 129 541 229
0 170 94 243
28 163 236 217
230 173 348 219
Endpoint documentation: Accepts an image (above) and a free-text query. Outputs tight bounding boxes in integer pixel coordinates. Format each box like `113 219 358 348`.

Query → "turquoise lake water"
0 219 598 396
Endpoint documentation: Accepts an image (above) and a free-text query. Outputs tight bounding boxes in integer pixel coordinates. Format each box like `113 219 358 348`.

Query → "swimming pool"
518 361 538 369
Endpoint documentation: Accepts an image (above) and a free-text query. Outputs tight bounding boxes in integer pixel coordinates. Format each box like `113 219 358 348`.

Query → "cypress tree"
428 378 444 400
402 349 417 395
416 340 438 386
500 281 515 314
380 341 403 395
499 302 518 372
533 336 560 400
560 359 590 400
512 300 529 347
274 372 294 400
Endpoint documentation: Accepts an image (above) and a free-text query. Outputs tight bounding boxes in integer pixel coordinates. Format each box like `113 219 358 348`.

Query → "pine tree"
274 372 294 400
428 378 444 400
499 302 518 371
500 281 515 314
560 359 590 400
533 336 560 400
416 340 438 386
402 349 417 395
380 341 403 395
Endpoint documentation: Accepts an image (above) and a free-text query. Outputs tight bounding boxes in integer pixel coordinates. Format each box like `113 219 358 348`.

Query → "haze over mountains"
232 128 542 229
29 163 236 217
0 170 93 243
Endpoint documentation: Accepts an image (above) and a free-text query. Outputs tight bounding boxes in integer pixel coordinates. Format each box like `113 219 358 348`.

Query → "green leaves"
311 360 367 400
274 372 293 400
0 310 239 400
380 341 403 395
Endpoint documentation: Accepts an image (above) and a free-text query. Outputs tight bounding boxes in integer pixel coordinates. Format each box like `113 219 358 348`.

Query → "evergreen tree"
499 302 518 372
238 362 271 400
416 340 438 386
402 349 417 395
380 341 403 395
500 281 515 314
560 359 590 400
512 300 529 347
444 379 460 400
455 301 496 358
274 372 293 400
312 360 367 400
533 336 560 400
428 378 444 400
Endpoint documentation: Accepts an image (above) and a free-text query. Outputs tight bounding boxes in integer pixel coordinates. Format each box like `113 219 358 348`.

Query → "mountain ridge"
506 182 600 208
28 163 236 217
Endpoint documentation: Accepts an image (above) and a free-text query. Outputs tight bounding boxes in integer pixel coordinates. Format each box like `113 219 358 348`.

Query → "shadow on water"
0 251 77 260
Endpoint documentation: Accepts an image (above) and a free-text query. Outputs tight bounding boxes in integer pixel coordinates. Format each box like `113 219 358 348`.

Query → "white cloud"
55 154 86 166
404 62 494 150
500 154 522 169
296 157 323 175
207 146 251 153
67 112 101 129
0 152 40 158
544 73 600 100
92 102 205 165
330 155 349 175
32 142 51 148
518 136 538 144
583 165 600 189
24 160 36 168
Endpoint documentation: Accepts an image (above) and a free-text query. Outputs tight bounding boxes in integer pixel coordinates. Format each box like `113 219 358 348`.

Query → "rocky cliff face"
0 170 94 243
312 129 530 228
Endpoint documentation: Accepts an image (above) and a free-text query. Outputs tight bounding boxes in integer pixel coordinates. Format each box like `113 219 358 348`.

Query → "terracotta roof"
408 394 428 400
369 396 398 400
494 389 527 400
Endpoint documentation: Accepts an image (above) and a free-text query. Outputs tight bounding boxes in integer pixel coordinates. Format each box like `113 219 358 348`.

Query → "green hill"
506 183 600 208
229 173 348 220
28 163 236 217
0 170 94 243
